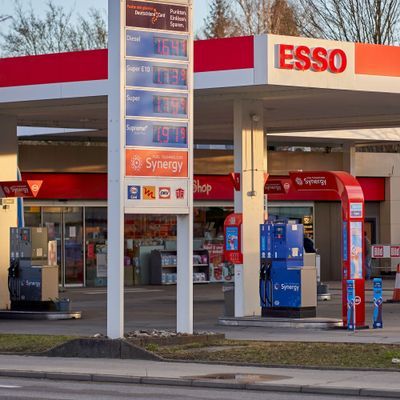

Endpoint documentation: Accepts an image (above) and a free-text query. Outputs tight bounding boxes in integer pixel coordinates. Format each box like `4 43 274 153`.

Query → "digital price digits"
153 37 187 57
153 125 187 145
153 95 187 116
153 66 187 87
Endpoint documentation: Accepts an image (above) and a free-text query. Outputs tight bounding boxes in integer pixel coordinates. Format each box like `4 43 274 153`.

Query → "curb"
0 370 400 398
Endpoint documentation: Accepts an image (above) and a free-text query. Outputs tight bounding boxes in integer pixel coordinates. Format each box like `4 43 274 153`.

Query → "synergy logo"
130 155 143 172
143 186 156 200
126 149 188 178
159 187 171 199
295 177 303 186
127 185 141 200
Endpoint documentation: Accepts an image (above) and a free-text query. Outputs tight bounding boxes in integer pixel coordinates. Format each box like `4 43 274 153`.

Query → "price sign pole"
108 0 193 338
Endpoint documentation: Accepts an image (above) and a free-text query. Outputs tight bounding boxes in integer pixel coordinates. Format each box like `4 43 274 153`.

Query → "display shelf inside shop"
150 249 210 285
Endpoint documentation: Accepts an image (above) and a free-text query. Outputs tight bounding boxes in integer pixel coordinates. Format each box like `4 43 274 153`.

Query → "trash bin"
223 283 235 317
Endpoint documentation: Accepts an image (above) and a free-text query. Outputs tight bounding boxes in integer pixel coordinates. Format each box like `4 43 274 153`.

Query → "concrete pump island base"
0 1 399 338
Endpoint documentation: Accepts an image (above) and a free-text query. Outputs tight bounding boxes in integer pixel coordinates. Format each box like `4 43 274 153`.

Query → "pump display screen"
126 90 188 119
126 120 188 149
126 30 188 61
126 60 188 89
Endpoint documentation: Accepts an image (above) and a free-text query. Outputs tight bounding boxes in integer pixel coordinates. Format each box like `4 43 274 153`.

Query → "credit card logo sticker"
159 187 171 199
127 185 141 200
143 186 156 200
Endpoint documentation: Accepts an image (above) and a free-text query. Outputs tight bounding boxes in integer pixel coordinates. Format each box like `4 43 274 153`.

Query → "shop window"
85 207 107 287
24 206 41 227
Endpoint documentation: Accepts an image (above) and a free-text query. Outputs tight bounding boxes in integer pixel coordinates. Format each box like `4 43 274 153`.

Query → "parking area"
0 280 399 344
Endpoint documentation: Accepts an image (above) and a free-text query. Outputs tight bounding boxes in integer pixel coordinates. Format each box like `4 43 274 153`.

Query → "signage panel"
126 119 188 148
347 279 356 330
350 221 363 279
126 1 188 32
125 177 188 208
373 278 383 329
0 180 42 198
126 89 188 119
126 148 188 177
350 202 363 218
126 30 188 60
126 60 188 89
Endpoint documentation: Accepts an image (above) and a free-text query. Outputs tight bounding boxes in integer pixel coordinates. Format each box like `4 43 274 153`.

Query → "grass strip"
0 334 77 353
155 340 400 370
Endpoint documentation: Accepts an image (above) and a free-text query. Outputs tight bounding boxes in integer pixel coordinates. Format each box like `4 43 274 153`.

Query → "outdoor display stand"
289 171 365 328
107 0 193 338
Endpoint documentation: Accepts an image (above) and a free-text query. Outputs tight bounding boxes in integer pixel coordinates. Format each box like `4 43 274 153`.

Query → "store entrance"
43 207 84 287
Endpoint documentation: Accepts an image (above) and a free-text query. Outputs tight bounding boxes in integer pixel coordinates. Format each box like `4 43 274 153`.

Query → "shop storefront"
22 172 384 287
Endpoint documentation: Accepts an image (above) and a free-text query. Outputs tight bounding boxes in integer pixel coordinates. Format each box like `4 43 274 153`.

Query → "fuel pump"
260 221 317 318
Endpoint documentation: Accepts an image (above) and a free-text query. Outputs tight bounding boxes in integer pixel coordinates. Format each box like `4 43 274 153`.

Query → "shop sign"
193 175 234 201
278 44 347 73
0 180 42 198
290 172 337 191
126 149 188 178
265 180 287 194
372 245 385 258
390 246 400 257
126 0 188 32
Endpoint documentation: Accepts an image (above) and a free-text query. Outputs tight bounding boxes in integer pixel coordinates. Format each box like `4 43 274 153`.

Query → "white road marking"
0 385 21 389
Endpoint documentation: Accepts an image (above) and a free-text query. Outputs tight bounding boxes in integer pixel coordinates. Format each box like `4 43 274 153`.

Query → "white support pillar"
177 214 193 333
0 115 18 310
107 0 125 339
233 100 265 317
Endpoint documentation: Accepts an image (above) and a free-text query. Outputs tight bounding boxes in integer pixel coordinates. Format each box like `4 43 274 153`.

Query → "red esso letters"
278 44 347 73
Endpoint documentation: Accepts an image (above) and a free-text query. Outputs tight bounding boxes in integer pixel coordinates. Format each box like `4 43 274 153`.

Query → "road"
0 377 385 400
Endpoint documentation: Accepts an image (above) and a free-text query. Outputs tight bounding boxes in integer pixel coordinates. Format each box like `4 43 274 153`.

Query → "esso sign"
278 44 348 73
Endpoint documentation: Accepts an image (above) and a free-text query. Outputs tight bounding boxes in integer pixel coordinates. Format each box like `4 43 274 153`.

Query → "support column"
107 0 124 339
342 143 356 175
177 214 193 333
233 100 265 317
0 116 18 310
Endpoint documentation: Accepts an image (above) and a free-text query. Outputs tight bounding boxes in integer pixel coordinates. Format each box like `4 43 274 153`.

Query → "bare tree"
297 0 400 44
201 0 238 38
232 0 299 36
0 1 107 56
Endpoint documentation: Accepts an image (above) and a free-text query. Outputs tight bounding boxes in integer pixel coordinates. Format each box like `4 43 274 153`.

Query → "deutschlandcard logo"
127 185 141 200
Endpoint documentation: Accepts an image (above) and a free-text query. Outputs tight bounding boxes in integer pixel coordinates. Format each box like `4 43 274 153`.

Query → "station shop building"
1 34 400 294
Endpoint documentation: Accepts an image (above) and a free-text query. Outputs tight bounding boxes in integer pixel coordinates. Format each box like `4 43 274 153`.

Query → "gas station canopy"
0 34 399 145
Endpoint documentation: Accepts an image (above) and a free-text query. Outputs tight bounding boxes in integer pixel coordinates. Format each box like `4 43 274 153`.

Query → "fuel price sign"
126 60 188 89
126 119 188 148
126 30 188 61
126 89 188 119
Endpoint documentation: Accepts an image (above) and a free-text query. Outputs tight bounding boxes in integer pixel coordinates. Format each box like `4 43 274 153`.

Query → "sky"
0 0 210 34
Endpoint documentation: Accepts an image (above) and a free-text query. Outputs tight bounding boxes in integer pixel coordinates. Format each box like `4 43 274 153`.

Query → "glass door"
42 207 63 285
63 207 84 286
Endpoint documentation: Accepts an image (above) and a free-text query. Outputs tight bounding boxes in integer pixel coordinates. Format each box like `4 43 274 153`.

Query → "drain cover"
185 373 290 384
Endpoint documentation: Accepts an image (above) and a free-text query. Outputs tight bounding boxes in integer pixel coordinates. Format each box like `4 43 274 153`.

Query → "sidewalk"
0 354 399 398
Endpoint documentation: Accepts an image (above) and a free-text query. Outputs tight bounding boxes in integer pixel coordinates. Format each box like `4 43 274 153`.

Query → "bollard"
373 278 383 329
